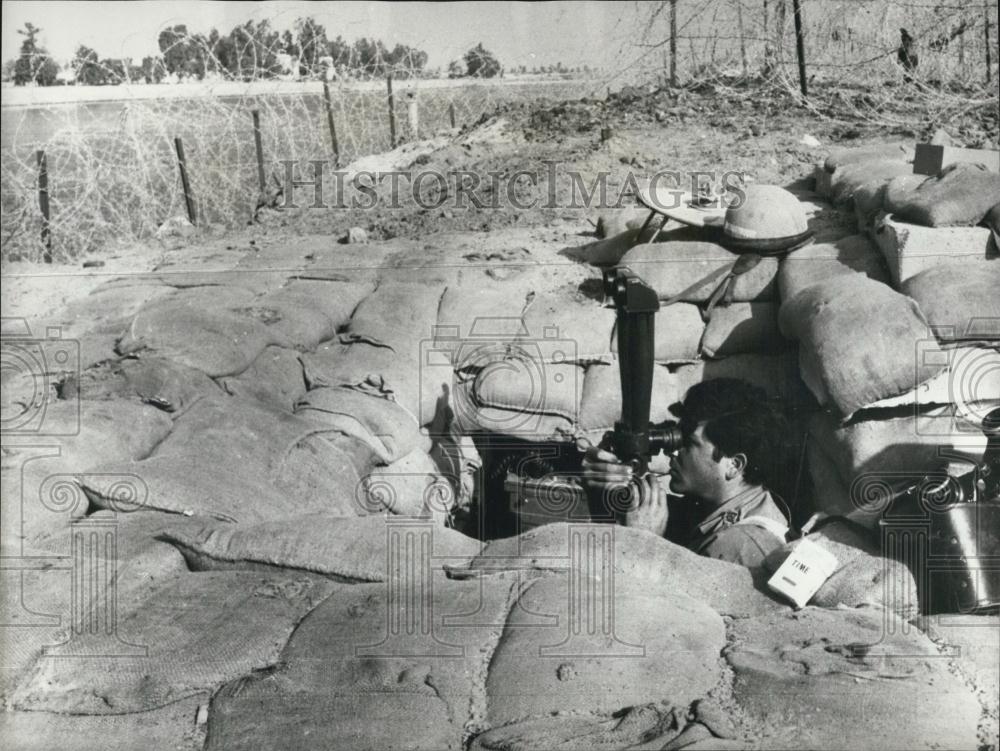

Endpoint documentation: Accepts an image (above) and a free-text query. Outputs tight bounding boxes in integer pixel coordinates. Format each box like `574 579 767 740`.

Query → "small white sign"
768 538 839 609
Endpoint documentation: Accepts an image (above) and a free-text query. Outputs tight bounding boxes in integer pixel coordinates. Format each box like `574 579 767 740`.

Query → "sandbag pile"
201 524 980 750
4 191 994 750
814 144 998 286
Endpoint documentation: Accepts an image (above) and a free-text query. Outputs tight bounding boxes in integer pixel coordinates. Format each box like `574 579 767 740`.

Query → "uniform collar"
695 485 773 538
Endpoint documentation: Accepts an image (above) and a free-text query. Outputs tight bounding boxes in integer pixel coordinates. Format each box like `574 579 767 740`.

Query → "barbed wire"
1 0 997 262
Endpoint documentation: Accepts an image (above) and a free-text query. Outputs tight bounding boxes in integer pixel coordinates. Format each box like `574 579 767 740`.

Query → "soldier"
583 378 791 568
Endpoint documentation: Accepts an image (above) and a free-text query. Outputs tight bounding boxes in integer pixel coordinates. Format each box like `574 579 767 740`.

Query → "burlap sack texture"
6 155 998 749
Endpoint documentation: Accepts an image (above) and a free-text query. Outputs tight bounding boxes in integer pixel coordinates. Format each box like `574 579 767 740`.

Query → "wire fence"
1 0 997 262
1 76 601 260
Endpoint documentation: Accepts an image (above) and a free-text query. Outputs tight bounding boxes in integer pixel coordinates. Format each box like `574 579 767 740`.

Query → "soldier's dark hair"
678 378 786 488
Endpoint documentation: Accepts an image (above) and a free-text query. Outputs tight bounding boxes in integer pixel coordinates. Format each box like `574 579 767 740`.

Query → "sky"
1 1 642 71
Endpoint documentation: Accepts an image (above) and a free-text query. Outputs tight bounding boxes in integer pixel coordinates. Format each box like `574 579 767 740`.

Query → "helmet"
723 185 808 239
637 182 813 255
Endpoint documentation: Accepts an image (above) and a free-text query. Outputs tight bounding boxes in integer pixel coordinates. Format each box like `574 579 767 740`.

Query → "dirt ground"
4 80 996 320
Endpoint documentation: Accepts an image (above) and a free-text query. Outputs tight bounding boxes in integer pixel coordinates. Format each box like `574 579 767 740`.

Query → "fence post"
174 137 196 226
986 1 993 86
791 0 807 97
449 101 456 129
386 73 397 148
669 0 678 86
251 109 266 195
322 80 341 167
737 0 748 78
36 149 52 263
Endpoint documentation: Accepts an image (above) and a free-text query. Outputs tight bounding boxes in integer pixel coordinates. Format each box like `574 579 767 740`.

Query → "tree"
14 22 60 86
464 43 501 78
158 25 195 77
227 20 282 79
101 58 128 84
73 45 104 85
140 56 167 83
447 59 464 79
296 17 328 74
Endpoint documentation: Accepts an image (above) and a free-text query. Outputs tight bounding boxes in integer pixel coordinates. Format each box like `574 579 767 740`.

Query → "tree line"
2 18 525 86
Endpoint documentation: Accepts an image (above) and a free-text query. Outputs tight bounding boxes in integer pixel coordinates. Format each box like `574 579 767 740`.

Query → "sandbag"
823 143 914 172
882 173 928 213
902 263 1000 343
9 570 336 714
778 234 889 303
610 302 705 362
699 301 786 358
805 439 879 528
263 279 373 344
81 455 315 523
362 448 454 518
218 346 307 411
1 400 174 544
829 160 913 206
852 179 888 232
156 393 376 484
726 607 980 750
779 274 941 417
763 521 919 618
0 695 207 751
889 163 1000 227
340 282 446 358
301 340 435 424
206 572 729 751
808 408 989 490
620 242 779 302
0 509 193 704
485 576 725 726
435 286 531 364
466 523 782 617
206 577 513 751
62 356 220 411
117 287 291 377
162 514 481 582
579 361 679 434
295 386 422 464
985 202 1000 249
83 397 377 521
232 289 336 351
472 357 583 424
50 283 176 339
673 352 815 407
518 286 615 363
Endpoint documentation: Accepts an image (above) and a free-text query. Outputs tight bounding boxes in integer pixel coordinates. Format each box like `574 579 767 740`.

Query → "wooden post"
36 150 51 263
386 72 397 148
251 109 265 194
449 101 456 129
985 1 993 85
322 80 341 167
174 137 196 226
792 0 807 97
669 0 678 86
737 0 748 78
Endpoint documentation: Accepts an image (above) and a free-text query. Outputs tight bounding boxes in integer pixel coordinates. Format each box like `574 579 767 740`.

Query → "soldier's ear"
726 452 747 480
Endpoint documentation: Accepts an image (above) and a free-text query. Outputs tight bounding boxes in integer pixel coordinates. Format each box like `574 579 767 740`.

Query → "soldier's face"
668 423 727 501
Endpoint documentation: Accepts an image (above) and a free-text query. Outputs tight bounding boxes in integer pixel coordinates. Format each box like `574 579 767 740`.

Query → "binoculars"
602 266 682 474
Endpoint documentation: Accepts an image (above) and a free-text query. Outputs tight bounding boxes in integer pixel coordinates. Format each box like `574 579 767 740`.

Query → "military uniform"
670 486 789 568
